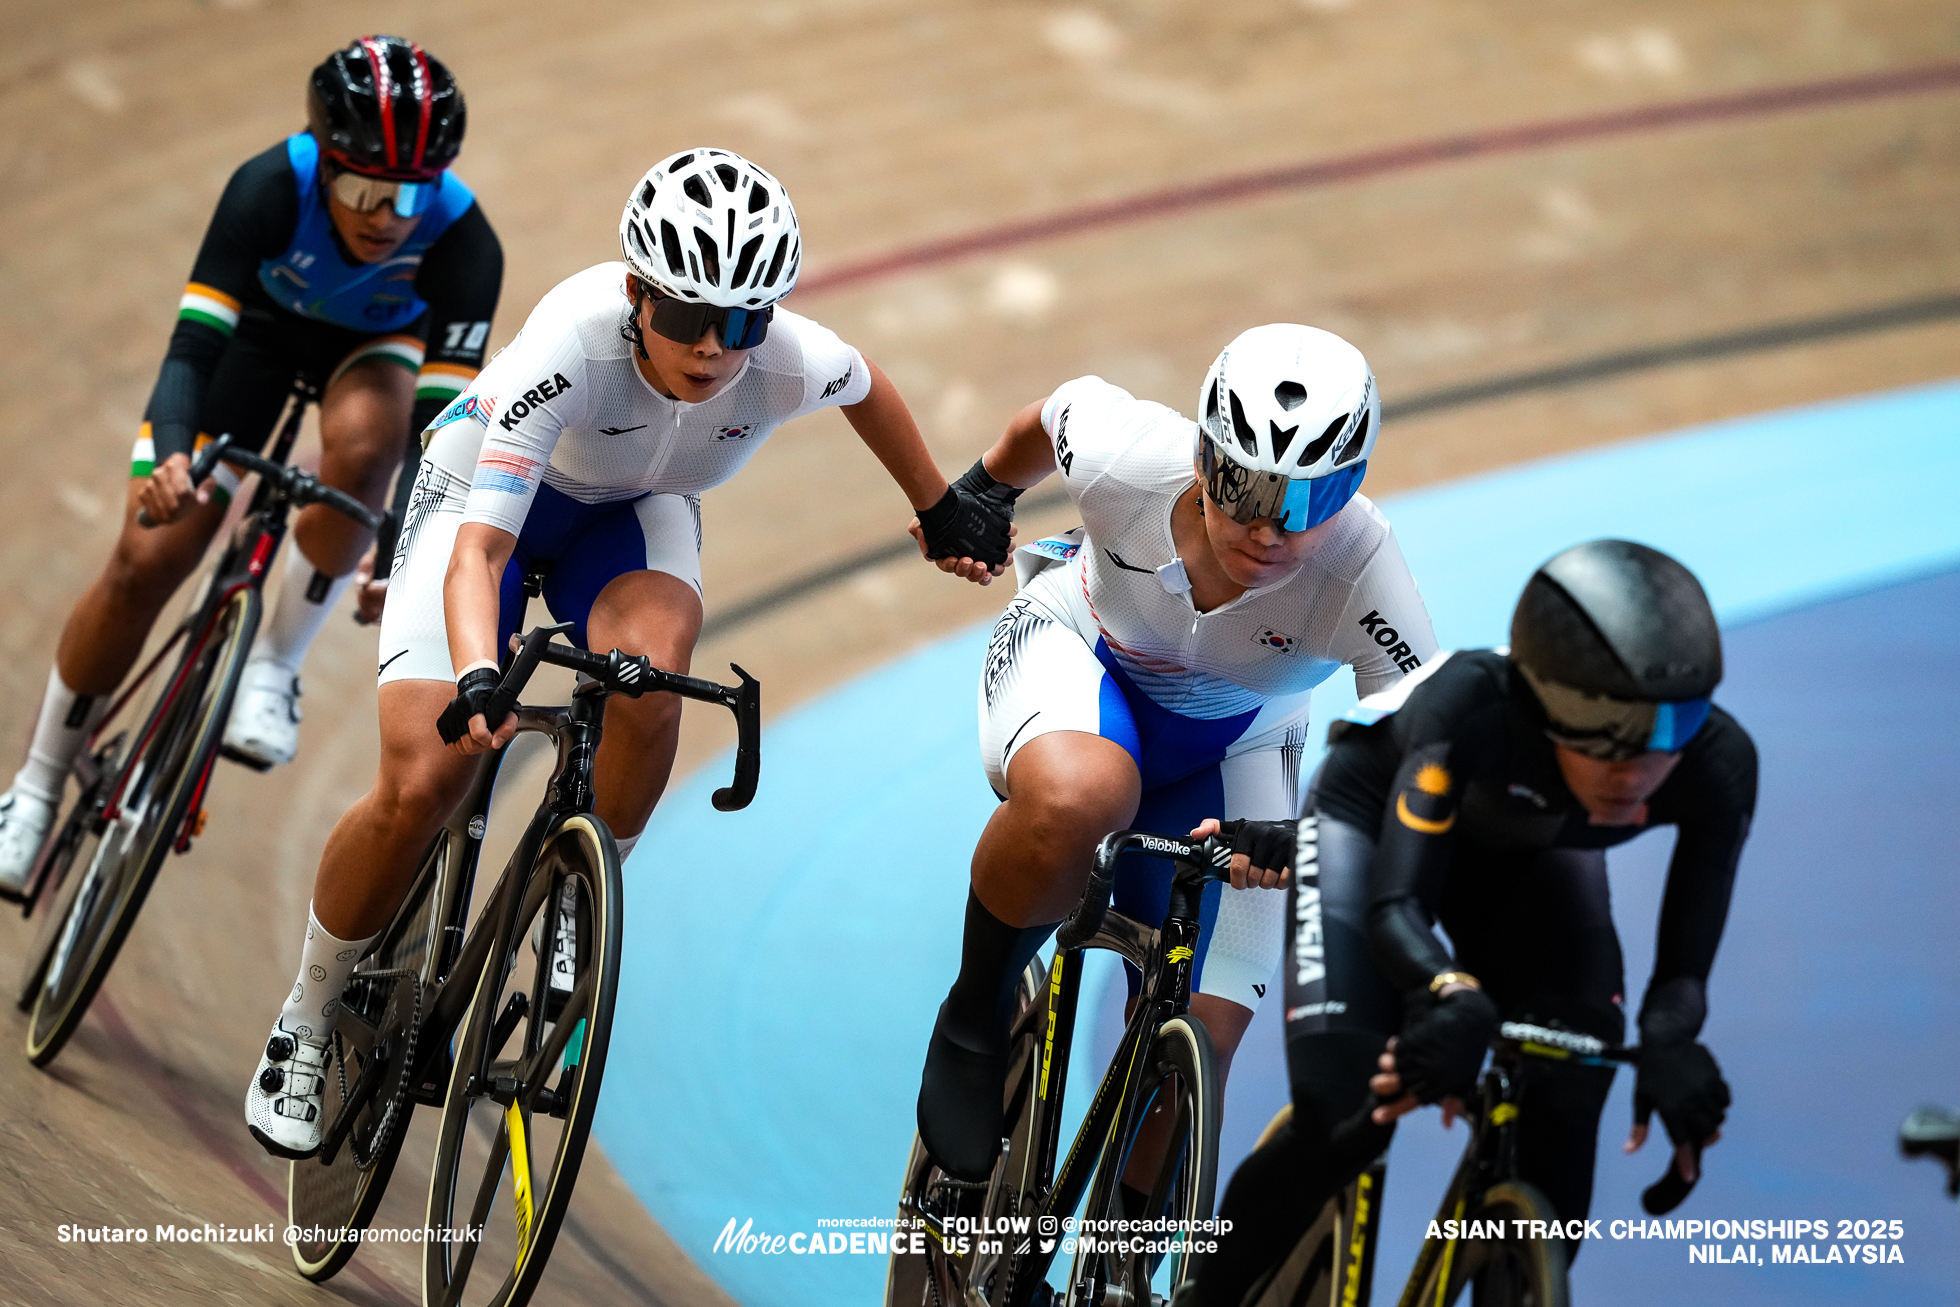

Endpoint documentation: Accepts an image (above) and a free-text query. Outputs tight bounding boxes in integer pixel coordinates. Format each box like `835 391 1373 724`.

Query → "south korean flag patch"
1254 628 1296 655
713 424 753 442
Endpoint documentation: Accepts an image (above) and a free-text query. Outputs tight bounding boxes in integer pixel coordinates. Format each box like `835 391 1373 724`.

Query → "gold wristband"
1429 971 1482 995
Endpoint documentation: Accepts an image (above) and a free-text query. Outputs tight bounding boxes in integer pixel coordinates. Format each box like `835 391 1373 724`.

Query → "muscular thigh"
978 592 1128 797
373 678 481 818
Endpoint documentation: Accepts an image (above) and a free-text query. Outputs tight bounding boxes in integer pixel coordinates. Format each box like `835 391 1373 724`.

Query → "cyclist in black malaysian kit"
1196 539 1757 1305
0 35 502 897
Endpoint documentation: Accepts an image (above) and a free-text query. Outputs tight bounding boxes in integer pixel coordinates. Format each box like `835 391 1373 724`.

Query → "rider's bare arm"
841 358 952 513
979 398 1059 488
845 360 1008 587
441 521 519 753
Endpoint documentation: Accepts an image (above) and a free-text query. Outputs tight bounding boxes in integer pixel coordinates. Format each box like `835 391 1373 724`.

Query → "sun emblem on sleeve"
1414 762 1451 795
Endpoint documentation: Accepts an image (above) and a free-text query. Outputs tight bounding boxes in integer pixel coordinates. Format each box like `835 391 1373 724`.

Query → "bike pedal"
218 744 273 773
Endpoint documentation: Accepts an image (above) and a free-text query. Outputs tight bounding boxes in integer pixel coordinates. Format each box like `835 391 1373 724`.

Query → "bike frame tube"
1033 949 1082 1187
410 696 605 1100
1394 1064 1514 1307
1007 855 1214 1301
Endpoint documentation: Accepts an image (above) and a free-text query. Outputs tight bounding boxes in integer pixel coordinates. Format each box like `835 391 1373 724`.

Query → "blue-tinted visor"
1274 461 1367 532
1519 662 1715 760
1199 433 1367 533
1647 697 1712 752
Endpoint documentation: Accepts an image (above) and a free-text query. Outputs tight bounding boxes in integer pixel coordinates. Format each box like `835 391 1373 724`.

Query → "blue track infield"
598 380 1960 1306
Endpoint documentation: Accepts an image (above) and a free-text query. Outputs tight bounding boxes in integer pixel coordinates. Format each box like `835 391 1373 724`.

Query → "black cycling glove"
916 458 1020 567
1220 818 1295 882
1394 986 1500 1104
1634 1041 1730 1148
436 667 503 745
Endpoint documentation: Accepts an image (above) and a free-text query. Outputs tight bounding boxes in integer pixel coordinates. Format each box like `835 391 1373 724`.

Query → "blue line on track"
598 380 1960 1306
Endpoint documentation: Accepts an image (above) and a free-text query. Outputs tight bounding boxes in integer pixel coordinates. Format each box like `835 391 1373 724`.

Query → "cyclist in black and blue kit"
0 35 502 896
1197 540 1756 1305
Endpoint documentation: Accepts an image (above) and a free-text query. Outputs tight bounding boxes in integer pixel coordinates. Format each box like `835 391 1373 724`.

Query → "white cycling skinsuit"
980 375 1438 1008
378 262 872 681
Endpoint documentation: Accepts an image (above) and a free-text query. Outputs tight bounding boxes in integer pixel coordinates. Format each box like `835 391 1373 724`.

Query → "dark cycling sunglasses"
635 281 773 350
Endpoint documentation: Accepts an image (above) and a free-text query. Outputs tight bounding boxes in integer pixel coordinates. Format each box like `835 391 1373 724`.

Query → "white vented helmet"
1195 324 1380 531
619 148 801 308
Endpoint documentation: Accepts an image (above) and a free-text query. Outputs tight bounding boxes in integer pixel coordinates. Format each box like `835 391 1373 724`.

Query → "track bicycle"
890 826 1241 1307
1231 1023 1646 1307
283 610 760 1307
13 387 383 1066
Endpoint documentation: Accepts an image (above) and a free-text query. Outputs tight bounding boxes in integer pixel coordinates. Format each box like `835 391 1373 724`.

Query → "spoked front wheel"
424 815 621 1307
24 588 257 1065
1067 1013 1221 1306
1407 1180 1569 1307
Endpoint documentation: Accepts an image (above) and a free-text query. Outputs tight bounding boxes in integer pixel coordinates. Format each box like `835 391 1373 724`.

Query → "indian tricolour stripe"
334 333 426 382
178 282 241 335
129 425 157 478
416 362 478 402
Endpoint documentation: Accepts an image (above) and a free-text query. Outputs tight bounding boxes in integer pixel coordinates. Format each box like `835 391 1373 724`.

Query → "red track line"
798 60 1960 296
94 994 413 1307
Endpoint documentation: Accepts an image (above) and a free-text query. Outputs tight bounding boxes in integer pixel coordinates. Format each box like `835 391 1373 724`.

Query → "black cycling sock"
917 890 1056 1181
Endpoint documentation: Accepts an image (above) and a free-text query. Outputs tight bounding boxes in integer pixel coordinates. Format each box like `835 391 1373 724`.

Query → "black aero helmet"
1512 539 1721 699
307 36 465 181
1511 541 1721 757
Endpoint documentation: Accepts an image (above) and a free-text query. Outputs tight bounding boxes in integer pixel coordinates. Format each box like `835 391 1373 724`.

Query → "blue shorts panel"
497 481 652 650
1092 639 1261 790
1089 640 1259 999
1113 761 1229 997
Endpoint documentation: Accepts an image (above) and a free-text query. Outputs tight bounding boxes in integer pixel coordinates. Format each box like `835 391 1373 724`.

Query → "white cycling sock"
253 547 355 677
279 903 377 1044
11 668 106 805
614 832 640 863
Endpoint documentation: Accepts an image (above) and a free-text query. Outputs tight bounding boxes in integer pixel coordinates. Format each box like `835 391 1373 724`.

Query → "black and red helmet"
306 36 465 182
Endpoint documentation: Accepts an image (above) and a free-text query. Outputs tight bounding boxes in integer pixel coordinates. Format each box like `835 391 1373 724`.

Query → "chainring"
333 969 423 1170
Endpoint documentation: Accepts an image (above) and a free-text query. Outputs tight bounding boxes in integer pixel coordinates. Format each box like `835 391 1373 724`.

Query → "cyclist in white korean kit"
914 324 1439 1186
245 147 1014 1158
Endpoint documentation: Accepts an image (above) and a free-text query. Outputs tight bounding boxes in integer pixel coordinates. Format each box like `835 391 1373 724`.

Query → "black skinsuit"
1199 649 1756 1304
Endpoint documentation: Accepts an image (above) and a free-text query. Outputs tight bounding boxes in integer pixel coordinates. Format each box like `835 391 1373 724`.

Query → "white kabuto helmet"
619 147 800 308
1195 324 1380 531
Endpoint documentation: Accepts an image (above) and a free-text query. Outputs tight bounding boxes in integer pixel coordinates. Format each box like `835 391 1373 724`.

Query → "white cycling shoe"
245 1019 332 1160
529 878 580 996
223 660 302 768
0 788 56 900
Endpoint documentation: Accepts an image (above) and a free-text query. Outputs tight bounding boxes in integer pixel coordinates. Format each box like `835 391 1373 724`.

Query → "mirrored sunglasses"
328 169 438 218
637 282 773 350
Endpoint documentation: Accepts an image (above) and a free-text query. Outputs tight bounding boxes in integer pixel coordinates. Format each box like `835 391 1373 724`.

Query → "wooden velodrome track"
2 2 1956 1303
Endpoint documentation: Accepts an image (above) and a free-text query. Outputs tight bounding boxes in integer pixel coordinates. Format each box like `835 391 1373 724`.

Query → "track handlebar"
495 624 762 812
1055 828 1233 951
135 433 386 532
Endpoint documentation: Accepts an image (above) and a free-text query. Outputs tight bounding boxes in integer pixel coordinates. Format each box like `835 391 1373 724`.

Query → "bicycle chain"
332 966 422 1170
